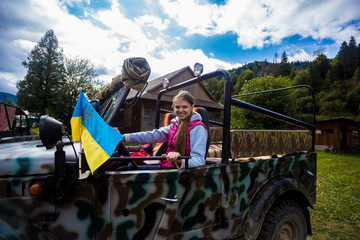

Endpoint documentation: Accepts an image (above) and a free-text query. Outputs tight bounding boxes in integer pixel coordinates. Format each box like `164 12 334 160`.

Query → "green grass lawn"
307 152 360 239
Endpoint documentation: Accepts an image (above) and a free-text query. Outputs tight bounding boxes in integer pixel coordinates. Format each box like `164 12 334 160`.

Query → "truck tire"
257 199 307 240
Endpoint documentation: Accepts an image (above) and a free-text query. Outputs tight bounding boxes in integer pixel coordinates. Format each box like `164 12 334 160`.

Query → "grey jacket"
124 112 207 168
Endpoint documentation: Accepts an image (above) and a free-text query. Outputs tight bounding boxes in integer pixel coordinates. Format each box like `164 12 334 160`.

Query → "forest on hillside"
203 36 360 129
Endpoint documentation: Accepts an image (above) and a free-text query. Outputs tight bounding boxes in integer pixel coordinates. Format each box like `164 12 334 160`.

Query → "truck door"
106 166 223 240
169 166 222 239
107 169 179 240
220 162 267 239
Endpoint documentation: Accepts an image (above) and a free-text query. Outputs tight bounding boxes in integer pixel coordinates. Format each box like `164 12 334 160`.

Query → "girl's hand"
166 152 181 163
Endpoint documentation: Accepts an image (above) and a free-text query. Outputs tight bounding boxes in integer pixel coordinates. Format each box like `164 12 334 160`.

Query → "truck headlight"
39 115 64 149
193 63 203 77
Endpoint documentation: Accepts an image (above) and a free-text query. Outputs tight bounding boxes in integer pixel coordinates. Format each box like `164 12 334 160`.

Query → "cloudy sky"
1 0 359 95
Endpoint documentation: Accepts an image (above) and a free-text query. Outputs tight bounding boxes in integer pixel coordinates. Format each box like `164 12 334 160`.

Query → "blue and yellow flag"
71 91 123 173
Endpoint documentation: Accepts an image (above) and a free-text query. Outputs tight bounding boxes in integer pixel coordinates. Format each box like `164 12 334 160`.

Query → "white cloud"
149 48 241 76
159 0 360 49
159 0 219 35
12 39 36 52
0 72 21 94
288 49 314 62
135 15 170 32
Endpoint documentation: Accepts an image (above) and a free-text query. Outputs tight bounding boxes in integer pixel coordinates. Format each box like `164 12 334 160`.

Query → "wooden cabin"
315 118 360 152
113 66 223 133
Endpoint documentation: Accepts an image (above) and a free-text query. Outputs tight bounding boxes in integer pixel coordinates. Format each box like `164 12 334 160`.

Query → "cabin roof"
127 66 223 109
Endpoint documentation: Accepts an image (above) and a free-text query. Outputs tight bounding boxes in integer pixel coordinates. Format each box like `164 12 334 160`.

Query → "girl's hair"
172 90 196 108
173 90 195 155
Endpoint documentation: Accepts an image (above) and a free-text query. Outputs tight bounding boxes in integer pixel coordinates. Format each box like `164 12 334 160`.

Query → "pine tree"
308 53 330 89
346 36 359 78
336 41 348 80
335 38 360 79
17 30 65 116
279 51 291 76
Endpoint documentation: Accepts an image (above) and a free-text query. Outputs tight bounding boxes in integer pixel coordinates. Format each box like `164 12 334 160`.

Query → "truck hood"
0 140 78 176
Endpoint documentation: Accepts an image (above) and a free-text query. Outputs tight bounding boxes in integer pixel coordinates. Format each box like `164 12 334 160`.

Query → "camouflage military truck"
0 63 317 239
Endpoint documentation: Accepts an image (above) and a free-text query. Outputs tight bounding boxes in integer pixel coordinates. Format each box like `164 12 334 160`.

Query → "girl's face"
173 98 194 121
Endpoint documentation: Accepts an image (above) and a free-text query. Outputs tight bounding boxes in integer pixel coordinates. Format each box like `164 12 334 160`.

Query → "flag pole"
78 142 91 179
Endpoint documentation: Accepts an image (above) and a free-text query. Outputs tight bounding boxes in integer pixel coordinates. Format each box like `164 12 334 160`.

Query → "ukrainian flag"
71 91 123 173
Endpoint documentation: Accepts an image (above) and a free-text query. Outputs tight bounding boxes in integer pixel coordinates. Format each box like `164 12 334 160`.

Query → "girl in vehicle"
123 90 208 169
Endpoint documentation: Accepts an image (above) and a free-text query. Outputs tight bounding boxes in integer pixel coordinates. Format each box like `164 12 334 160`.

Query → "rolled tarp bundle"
95 57 151 103
121 57 151 91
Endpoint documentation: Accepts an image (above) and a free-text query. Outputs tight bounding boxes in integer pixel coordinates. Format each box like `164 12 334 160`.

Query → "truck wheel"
258 199 307 240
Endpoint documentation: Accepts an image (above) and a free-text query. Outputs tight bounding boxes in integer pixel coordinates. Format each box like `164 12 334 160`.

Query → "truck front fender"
242 176 313 240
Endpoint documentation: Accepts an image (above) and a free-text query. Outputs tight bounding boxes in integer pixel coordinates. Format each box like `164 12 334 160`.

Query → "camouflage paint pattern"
207 128 312 159
230 130 313 158
0 139 316 240
209 127 223 143
0 141 78 176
